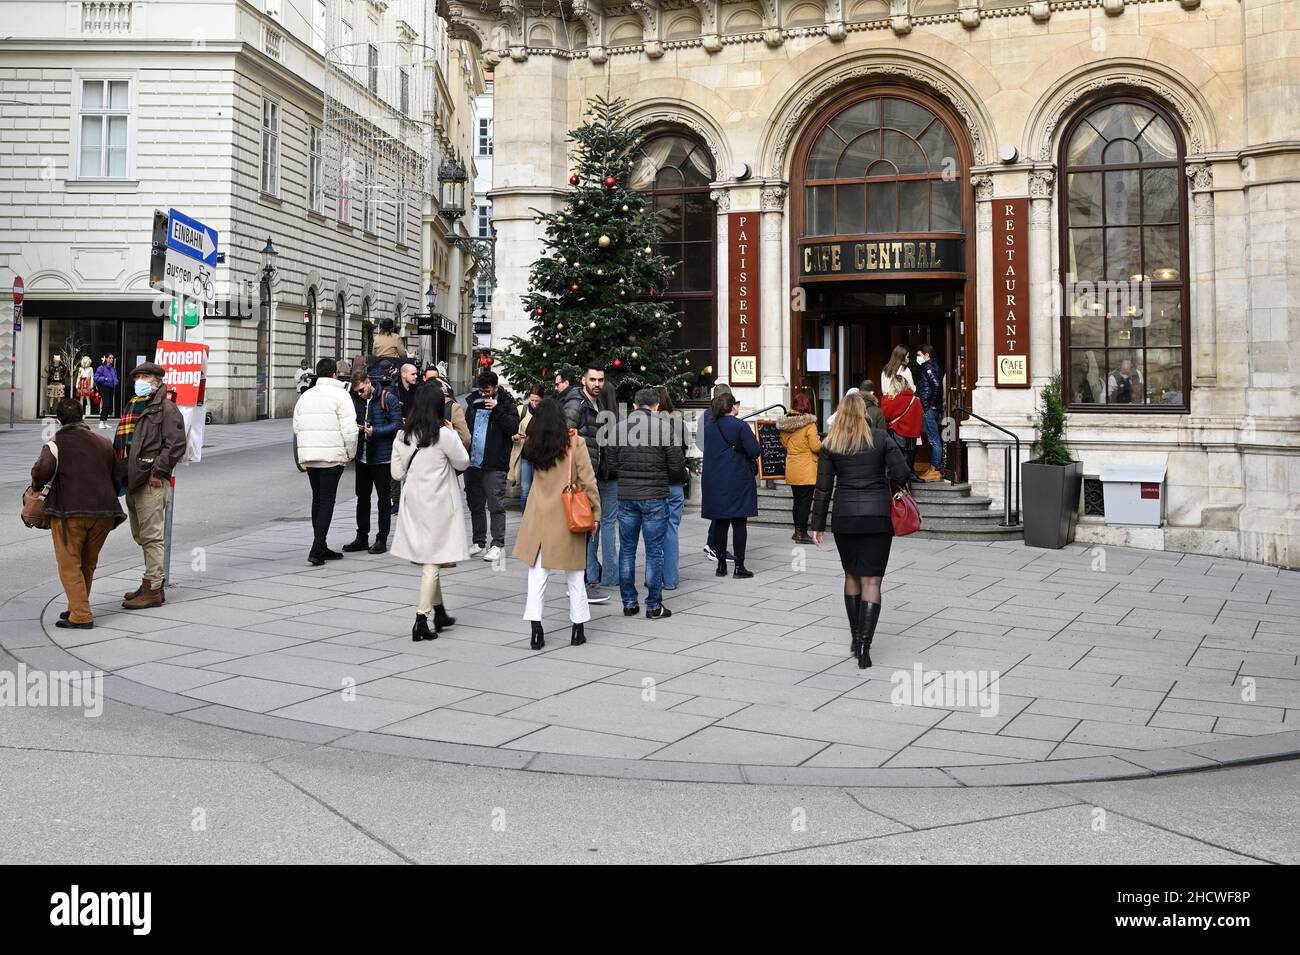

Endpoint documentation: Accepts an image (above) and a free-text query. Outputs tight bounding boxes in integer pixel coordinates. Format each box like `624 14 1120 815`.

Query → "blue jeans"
586 479 619 585
923 408 943 468
519 459 534 513
658 484 684 589
618 498 668 611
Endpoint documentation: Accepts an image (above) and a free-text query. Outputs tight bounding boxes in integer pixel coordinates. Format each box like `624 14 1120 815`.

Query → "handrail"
952 402 1021 527
739 403 788 421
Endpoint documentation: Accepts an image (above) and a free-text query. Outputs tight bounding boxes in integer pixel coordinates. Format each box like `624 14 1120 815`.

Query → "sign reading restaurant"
993 199 1029 387
799 238 963 278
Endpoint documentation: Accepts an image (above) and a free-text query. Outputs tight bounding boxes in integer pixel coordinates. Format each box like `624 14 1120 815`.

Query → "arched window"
1060 98 1188 410
630 132 716 399
803 95 963 237
304 289 317 364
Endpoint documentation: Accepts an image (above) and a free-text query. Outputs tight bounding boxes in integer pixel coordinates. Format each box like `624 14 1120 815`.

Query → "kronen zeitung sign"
800 238 963 277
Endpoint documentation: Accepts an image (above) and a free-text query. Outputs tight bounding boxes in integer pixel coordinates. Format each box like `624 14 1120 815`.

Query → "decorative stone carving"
825 20 846 40
709 188 731 213
761 185 788 211
771 63 989 177
890 0 912 36
644 40 664 58
1192 191 1213 222
971 174 994 202
764 27 783 47
690 0 721 52
1038 74 1205 160
572 0 607 62
824 0 846 39
957 0 980 30
629 0 662 55
977 202 992 233
1102 0 1124 15
1031 201 1052 227
630 109 724 167
1185 161 1212 192
1028 1 1049 23
1028 167 1055 199
1179 0 1200 8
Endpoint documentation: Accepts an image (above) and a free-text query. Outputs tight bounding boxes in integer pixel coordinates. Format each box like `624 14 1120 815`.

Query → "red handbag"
890 485 921 536
561 430 595 534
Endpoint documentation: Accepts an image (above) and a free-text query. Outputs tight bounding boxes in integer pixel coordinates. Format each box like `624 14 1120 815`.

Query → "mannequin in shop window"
94 354 119 428
45 354 67 415
75 355 96 416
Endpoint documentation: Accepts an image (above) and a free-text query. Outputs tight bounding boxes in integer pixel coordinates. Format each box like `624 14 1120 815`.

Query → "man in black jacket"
464 370 520 561
576 362 619 602
608 388 686 620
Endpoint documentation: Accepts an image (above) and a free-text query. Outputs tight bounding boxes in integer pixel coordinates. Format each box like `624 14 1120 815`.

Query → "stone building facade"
448 0 1299 568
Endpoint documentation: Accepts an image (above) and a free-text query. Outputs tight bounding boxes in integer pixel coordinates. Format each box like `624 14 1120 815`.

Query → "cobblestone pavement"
4 501 1298 787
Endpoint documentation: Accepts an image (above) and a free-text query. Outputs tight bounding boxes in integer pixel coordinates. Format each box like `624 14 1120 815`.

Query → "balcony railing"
82 1 133 33
263 24 285 61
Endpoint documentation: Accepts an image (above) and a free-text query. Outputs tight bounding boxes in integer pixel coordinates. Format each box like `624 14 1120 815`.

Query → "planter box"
1021 459 1083 549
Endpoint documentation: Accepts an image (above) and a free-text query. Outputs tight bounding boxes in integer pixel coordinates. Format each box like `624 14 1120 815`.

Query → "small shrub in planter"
1021 374 1083 549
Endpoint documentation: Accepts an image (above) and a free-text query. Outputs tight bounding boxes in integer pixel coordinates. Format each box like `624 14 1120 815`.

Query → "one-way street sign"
167 208 219 267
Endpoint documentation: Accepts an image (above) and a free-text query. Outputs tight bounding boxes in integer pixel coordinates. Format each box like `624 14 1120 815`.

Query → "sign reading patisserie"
994 199 1029 387
727 211 760 386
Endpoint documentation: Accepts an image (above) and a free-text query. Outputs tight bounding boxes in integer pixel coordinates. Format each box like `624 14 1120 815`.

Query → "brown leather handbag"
561 430 595 534
21 441 59 530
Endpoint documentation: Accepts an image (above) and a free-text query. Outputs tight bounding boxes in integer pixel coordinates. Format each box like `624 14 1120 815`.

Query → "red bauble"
535 307 544 316
568 174 579 186
541 368 547 377
603 175 616 188
569 283 580 292
612 358 622 368
649 287 656 297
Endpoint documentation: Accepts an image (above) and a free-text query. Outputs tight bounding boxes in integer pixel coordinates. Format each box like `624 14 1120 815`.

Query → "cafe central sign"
799 238 963 278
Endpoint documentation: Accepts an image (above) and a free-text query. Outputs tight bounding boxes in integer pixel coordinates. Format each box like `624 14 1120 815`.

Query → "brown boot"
921 467 944 482
122 579 165 610
123 578 148 601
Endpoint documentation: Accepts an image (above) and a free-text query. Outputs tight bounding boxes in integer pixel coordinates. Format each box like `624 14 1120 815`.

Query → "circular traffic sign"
12 276 23 305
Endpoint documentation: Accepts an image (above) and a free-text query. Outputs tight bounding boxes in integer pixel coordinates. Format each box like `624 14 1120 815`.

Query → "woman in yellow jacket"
777 392 821 544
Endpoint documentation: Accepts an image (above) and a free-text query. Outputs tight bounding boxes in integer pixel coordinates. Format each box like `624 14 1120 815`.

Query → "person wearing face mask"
114 362 186 610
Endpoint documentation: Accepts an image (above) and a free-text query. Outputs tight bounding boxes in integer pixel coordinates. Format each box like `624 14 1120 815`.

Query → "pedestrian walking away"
880 374 922 475
113 361 186 609
371 317 408 359
93 354 118 428
341 367 401 555
509 383 545 513
700 391 760 578
698 383 734 563
512 398 602 649
575 362 620 602
390 386 470 641
777 392 820 545
915 343 946 482
610 388 686 618
464 370 520 561
31 398 126 628
653 386 687 591
858 380 888 432
810 392 913 668
293 358 359 566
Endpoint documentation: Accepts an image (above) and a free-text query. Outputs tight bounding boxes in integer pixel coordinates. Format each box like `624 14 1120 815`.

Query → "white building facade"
1 0 474 421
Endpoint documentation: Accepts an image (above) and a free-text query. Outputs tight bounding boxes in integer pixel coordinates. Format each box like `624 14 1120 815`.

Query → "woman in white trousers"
390 386 471 640
511 398 601 649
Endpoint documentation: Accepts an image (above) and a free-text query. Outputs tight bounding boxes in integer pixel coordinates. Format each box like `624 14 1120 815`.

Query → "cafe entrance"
789 84 976 480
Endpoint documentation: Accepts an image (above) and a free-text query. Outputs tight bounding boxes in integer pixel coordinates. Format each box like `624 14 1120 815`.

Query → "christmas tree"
494 96 690 402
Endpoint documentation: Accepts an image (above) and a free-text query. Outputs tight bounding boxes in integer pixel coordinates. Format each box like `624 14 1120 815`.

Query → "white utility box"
1099 465 1167 526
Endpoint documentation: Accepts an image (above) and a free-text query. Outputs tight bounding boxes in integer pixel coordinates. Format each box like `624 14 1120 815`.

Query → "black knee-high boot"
856 601 882 668
844 594 862 655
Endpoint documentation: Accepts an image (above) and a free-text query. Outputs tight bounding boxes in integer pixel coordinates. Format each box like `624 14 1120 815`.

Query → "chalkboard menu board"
754 420 786 481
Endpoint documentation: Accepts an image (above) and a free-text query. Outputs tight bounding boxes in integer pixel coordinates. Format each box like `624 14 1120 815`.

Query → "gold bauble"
598 235 611 248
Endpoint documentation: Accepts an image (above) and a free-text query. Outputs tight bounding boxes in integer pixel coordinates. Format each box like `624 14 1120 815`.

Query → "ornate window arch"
1059 97 1189 411
629 130 717 400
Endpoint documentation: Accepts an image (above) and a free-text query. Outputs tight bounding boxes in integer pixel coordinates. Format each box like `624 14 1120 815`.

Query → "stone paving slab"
5 501 1300 787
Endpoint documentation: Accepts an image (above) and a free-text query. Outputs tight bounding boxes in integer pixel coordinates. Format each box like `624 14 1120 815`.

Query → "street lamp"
425 283 436 314
261 236 278 277
437 153 467 220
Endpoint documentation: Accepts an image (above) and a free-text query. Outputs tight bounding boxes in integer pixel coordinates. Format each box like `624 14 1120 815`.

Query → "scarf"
114 394 152 494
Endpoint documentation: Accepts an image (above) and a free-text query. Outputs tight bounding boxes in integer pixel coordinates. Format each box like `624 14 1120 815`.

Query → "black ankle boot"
715 557 728 577
367 537 388 555
342 535 369 552
530 620 545 650
845 594 863 656
570 622 586 646
732 561 754 579
432 604 455 632
412 613 437 642
856 601 882 669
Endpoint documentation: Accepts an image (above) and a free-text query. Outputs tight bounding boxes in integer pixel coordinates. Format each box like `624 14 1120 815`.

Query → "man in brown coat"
371 318 407 359
31 398 126 628
114 361 187 609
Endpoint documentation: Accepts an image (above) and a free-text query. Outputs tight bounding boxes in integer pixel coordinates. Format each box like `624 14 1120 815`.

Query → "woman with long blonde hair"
811 392 913 668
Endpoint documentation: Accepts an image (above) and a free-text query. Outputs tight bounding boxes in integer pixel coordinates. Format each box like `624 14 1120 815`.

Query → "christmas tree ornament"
589 322 596 329
644 246 652 254
655 312 662 318
621 205 629 213
569 283 579 292
556 323 564 330
596 268 604 275
578 200 585 207
557 215 565 223
612 358 622 368
535 307 544 316
568 174 579 185
558 257 566 264
631 351 638 358
640 366 646 372
598 235 611 248
584 232 590 238
603 175 616 187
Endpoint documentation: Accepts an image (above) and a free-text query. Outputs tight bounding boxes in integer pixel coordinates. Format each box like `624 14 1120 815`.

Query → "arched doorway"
790 85 975 476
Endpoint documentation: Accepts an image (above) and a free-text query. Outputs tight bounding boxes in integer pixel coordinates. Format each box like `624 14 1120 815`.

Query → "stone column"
1186 161 1217 388
709 187 731 389
1028 167 1056 388
760 183 788 402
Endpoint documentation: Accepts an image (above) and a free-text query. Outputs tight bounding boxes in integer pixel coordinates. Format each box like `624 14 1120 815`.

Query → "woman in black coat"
810 392 913 668
700 391 760 578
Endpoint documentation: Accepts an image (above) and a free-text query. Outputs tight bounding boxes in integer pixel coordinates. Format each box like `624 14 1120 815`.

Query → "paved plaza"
4 496 1298 788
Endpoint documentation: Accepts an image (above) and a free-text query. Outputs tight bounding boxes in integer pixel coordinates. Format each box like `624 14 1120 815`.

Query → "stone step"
916 514 1024 538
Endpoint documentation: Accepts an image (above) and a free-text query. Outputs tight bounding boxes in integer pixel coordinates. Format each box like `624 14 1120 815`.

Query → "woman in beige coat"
390 386 471 641
511 398 601 649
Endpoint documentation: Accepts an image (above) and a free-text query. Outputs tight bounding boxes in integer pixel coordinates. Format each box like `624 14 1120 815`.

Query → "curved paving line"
5 572 1300 788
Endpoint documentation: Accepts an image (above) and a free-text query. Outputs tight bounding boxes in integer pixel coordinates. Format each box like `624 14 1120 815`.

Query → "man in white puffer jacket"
293 358 360 565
